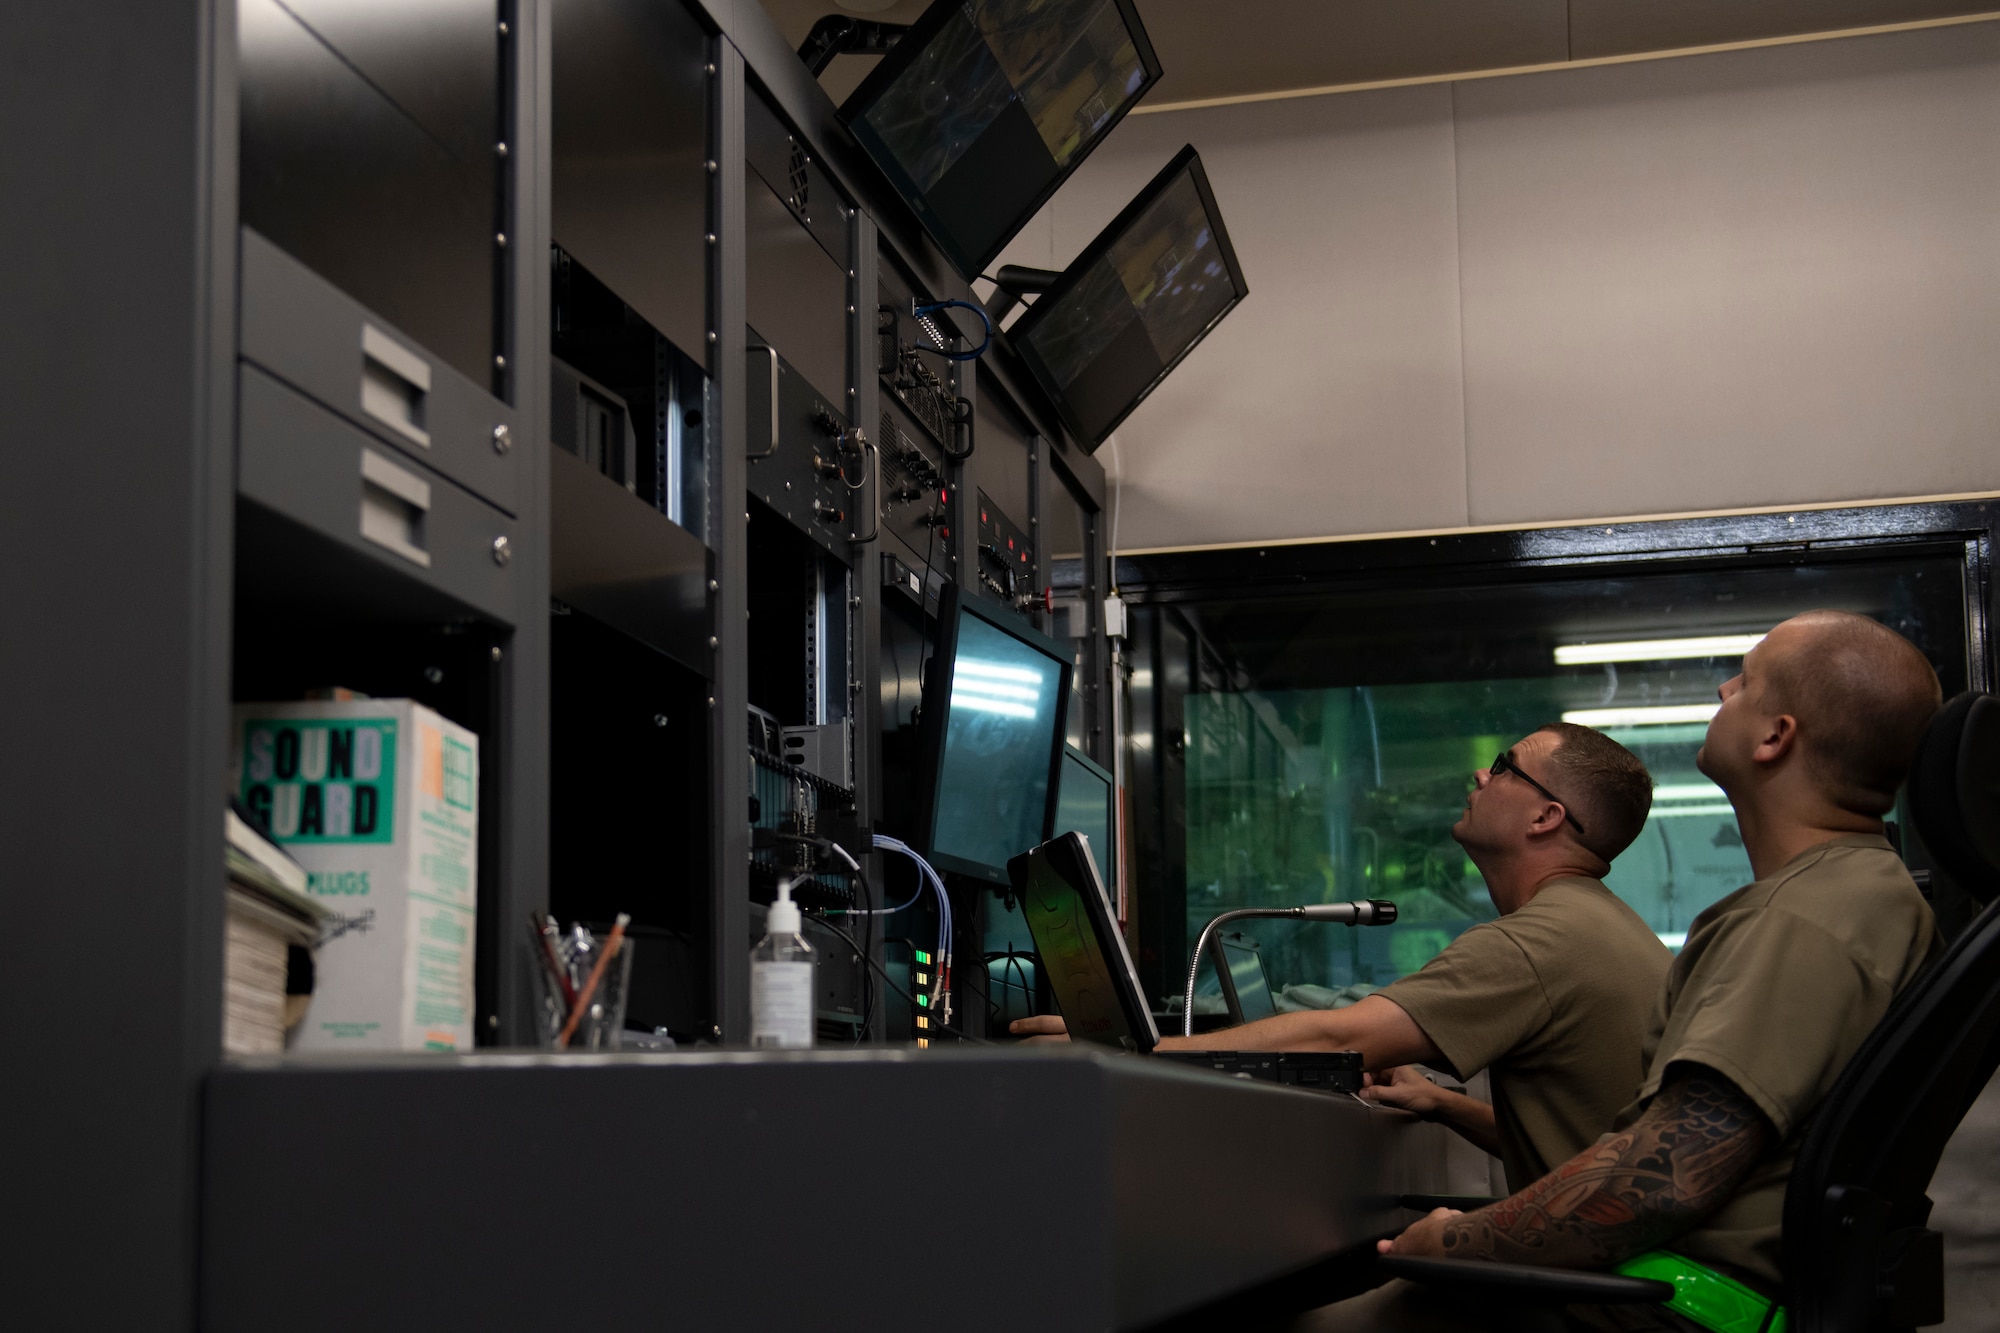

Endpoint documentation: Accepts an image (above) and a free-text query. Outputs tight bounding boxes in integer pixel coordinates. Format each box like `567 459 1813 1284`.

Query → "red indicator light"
981 510 988 523
940 490 949 505
1020 552 1027 563
1006 538 1014 550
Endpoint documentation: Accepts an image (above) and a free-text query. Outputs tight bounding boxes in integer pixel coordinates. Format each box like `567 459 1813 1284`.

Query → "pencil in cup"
556 913 632 1051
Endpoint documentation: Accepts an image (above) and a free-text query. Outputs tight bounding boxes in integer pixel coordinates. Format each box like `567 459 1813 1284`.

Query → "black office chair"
1381 691 2000 1333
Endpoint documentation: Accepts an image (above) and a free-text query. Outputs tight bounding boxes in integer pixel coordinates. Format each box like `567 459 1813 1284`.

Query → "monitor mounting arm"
983 265 1060 324
1183 901 1398 1038
799 16 910 77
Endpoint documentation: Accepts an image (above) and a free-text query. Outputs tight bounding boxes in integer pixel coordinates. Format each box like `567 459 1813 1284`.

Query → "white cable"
829 840 923 915
1106 432 1122 592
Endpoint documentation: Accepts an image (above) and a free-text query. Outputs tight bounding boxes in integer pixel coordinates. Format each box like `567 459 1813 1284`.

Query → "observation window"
1125 551 1970 1014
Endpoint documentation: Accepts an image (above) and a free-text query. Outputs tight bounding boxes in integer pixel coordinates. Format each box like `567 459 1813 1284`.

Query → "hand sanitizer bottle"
751 879 815 1049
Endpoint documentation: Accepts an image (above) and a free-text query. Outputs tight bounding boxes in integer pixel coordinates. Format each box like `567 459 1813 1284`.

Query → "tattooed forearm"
1435 1064 1772 1268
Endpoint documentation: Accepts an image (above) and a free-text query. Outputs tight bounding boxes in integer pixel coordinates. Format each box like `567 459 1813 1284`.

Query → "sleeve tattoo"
1437 1063 1773 1268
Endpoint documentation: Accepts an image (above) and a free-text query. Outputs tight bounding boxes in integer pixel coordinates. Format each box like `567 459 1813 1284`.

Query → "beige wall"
996 21 2000 552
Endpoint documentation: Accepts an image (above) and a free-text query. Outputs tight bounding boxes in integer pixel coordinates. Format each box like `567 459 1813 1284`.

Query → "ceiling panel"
757 0 1998 113
759 0 1570 107
1570 0 1996 59
1133 0 1568 103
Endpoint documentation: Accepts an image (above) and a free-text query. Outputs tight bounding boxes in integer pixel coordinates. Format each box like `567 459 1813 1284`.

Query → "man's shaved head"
1758 611 1942 814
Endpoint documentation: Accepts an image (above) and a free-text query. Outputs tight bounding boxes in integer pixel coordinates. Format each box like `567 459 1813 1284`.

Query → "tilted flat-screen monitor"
841 0 1161 280
1054 744 1114 891
1010 145 1246 450
918 586 1073 884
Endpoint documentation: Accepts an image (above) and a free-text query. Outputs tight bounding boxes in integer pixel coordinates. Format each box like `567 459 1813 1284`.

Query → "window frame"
1087 498 1997 1002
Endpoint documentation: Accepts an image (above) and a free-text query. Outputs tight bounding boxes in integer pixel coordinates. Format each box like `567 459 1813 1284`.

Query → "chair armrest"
1379 1256 1675 1305
1399 1194 1504 1211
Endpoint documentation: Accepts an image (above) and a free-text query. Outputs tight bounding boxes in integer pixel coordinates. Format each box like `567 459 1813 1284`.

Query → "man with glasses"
1014 721 1672 1199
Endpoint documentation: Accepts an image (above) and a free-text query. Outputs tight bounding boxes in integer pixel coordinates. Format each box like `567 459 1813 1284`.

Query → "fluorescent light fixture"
1599 723 1713 747
1564 704 1721 728
1654 782 1725 801
1650 803 1736 818
1554 634 1766 666
1657 932 1688 949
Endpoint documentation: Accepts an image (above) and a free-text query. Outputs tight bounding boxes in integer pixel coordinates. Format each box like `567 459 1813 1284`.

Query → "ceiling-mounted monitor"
840 0 1161 281
1009 145 1246 450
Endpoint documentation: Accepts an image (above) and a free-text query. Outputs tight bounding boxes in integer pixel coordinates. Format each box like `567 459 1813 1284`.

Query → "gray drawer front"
239 226 520 515
239 362 518 623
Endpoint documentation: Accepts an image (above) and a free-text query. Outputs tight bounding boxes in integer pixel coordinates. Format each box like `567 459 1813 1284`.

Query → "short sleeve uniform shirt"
1609 834 1937 1294
1380 878 1672 1193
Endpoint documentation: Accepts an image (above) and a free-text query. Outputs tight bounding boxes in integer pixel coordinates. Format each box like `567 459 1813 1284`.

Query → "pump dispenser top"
766 878 801 936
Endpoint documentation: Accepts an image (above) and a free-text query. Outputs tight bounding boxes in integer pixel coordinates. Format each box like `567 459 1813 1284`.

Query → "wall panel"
1455 22 2000 526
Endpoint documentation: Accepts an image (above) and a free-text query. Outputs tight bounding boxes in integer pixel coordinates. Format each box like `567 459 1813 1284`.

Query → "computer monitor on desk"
917 585 1073 886
1215 932 1276 1025
1054 745 1115 890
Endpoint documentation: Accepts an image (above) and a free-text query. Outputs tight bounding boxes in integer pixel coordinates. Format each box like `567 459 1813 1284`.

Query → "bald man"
1346 611 1944 1333
1016 722 1671 1197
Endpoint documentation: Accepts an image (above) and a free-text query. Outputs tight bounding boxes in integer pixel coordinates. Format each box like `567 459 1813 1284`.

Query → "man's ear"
1751 713 1799 765
1527 801 1568 836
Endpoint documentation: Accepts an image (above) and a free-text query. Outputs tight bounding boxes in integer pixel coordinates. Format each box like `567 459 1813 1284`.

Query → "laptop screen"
1008 832 1159 1052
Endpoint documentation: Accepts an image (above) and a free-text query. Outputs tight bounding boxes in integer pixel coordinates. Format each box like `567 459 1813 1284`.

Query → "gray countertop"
202 1046 1454 1331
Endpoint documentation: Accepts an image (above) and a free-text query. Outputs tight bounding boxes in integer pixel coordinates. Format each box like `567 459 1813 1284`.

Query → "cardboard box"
233 700 479 1052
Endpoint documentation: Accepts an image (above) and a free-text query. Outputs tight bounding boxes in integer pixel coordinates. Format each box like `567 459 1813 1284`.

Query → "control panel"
877 404 957 584
745 338 868 558
975 490 1042 616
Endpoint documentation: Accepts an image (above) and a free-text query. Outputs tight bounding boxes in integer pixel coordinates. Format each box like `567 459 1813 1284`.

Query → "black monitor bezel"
915 583 1074 885
1056 743 1115 889
1007 831 1159 1052
1007 144 1247 450
838 0 1163 281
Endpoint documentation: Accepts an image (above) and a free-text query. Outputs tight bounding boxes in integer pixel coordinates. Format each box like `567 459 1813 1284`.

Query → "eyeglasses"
1489 751 1587 835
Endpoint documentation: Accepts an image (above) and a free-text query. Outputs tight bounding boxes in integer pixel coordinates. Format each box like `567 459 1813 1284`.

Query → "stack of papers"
224 806 328 1055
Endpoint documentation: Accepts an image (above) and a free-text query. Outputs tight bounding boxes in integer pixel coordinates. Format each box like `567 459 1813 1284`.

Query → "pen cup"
530 935 635 1052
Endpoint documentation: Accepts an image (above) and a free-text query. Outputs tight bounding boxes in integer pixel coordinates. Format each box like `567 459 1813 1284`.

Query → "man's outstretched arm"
1012 994 1445 1067
1363 1065 1502 1157
1381 1063 1772 1268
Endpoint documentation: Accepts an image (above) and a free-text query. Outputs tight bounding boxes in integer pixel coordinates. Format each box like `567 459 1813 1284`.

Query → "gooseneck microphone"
1182 901 1399 1037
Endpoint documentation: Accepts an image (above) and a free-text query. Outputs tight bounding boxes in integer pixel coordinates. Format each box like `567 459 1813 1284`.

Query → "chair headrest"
1908 692 2000 900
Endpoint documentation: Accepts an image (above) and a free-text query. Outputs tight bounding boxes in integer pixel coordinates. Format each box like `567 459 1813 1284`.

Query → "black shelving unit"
13 0 1114 1323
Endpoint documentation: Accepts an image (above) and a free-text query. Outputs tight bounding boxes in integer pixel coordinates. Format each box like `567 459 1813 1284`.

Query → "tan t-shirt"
1610 834 1936 1295
1380 877 1672 1192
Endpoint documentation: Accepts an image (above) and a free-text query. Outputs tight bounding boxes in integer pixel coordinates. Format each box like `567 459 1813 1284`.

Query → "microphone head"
1366 899 1398 925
